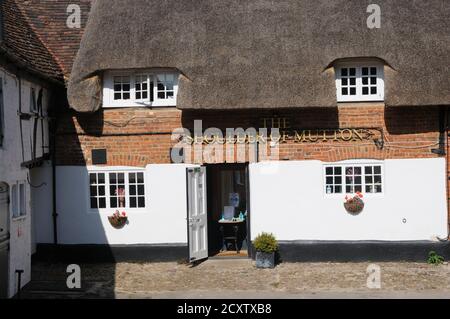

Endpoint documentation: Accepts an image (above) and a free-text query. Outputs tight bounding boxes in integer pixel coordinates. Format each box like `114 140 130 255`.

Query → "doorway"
206 164 250 258
0 182 9 298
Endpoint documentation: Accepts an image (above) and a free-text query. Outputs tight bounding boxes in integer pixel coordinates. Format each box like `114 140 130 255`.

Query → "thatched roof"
68 0 450 112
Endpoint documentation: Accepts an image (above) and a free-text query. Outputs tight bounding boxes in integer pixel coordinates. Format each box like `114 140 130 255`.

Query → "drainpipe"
49 93 58 245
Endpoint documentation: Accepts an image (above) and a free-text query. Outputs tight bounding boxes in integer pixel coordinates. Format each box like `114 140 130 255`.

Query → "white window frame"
11 181 27 219
87 167 146 213
103 70 179 108
335 62 384 102
323 161 384 197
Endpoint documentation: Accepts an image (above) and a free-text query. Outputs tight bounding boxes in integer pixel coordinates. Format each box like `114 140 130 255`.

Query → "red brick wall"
56 104 443 167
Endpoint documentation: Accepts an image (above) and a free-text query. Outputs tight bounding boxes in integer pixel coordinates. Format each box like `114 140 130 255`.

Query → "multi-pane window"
89 173 106 209
135 74 151 101
105 71 178 107
364 166 382 193
361 67 378 96
113 76 131 100
340 68 357 96
345 166 362 193
109 172 125 208
325 166 342 194
336 64 384 102
89 171 146 210
324 164 383 195
156 74 175 100
128 172 145 208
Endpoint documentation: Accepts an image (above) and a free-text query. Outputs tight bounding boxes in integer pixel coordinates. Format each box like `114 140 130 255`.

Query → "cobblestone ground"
23 260 450 298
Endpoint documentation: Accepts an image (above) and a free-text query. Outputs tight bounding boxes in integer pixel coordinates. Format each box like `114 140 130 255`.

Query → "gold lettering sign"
183 128 375 145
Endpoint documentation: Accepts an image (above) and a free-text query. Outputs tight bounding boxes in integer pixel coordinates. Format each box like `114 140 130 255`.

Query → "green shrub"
253 232 278 253
427 251 444 265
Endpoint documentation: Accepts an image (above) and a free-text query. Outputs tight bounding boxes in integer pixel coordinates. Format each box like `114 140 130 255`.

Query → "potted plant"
253 232 278 269
344 192 364 215
108 210 128 229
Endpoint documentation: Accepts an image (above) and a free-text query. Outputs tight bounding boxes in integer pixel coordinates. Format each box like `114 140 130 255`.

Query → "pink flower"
121 212 126 217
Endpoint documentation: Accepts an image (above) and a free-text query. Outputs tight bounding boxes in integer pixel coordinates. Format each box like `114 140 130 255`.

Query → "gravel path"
24 259 450 298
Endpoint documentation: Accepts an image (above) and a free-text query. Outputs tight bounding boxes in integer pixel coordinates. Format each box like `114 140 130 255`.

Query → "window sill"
103 103 177 108
88 208 147 214
12 216 27 222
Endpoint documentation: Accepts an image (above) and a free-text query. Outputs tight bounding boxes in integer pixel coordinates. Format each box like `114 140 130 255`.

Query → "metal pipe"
15 269 24 299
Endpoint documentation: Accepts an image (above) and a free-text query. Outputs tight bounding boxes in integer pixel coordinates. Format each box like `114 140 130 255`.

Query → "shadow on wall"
31 98 116 299
180 108 340 132
384 105 441 135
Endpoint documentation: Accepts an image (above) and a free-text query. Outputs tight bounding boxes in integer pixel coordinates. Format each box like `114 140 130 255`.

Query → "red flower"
121 212 126 217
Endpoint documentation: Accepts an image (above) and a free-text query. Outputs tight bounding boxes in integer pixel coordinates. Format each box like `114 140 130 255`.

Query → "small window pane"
137 173 144 183
341 68 348 76
99 198 106 208
326 167 333 175
90 174 97 185
374 166 381 174
370 77 377 85
349 68 356 76
350 87 356 95
362 67 368 76
130 186 136 196
138 197 145 207
90 186 97 196
370 67 377 75
90 198 98 209
130 197 137 208
349 78 356 86
365 167 372 174
334 167 342 175
335 176 342 184
334 186 342 193
342 78 348 86
138 185 145 195
362 87 369 95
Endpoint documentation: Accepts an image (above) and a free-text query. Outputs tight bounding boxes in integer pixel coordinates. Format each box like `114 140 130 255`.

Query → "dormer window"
103 70 178 108
335 62 384 102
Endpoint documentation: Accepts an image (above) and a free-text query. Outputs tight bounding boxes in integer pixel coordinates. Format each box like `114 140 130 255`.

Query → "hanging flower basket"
108 211 128 229
344 192 365 215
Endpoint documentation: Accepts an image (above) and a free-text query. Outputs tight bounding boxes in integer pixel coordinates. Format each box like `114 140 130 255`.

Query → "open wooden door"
186 167 208 263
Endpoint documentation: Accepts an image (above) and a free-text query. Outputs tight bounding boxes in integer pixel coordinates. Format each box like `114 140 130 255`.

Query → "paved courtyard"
22 259 450 299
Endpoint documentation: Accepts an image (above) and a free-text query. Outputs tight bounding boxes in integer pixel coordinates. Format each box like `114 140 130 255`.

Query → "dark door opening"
206 164 250 258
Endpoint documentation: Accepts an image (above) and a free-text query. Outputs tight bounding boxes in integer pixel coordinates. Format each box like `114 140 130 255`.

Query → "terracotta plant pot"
108 216 128 229
344 196 365 215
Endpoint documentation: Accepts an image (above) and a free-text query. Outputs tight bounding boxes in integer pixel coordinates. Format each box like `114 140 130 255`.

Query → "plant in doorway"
108 210 128 229
254 232 278 269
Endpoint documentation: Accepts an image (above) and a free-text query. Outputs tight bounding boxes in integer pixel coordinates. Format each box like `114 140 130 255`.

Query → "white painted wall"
47 164 194 245
0 67 51 297
249 158 448 241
